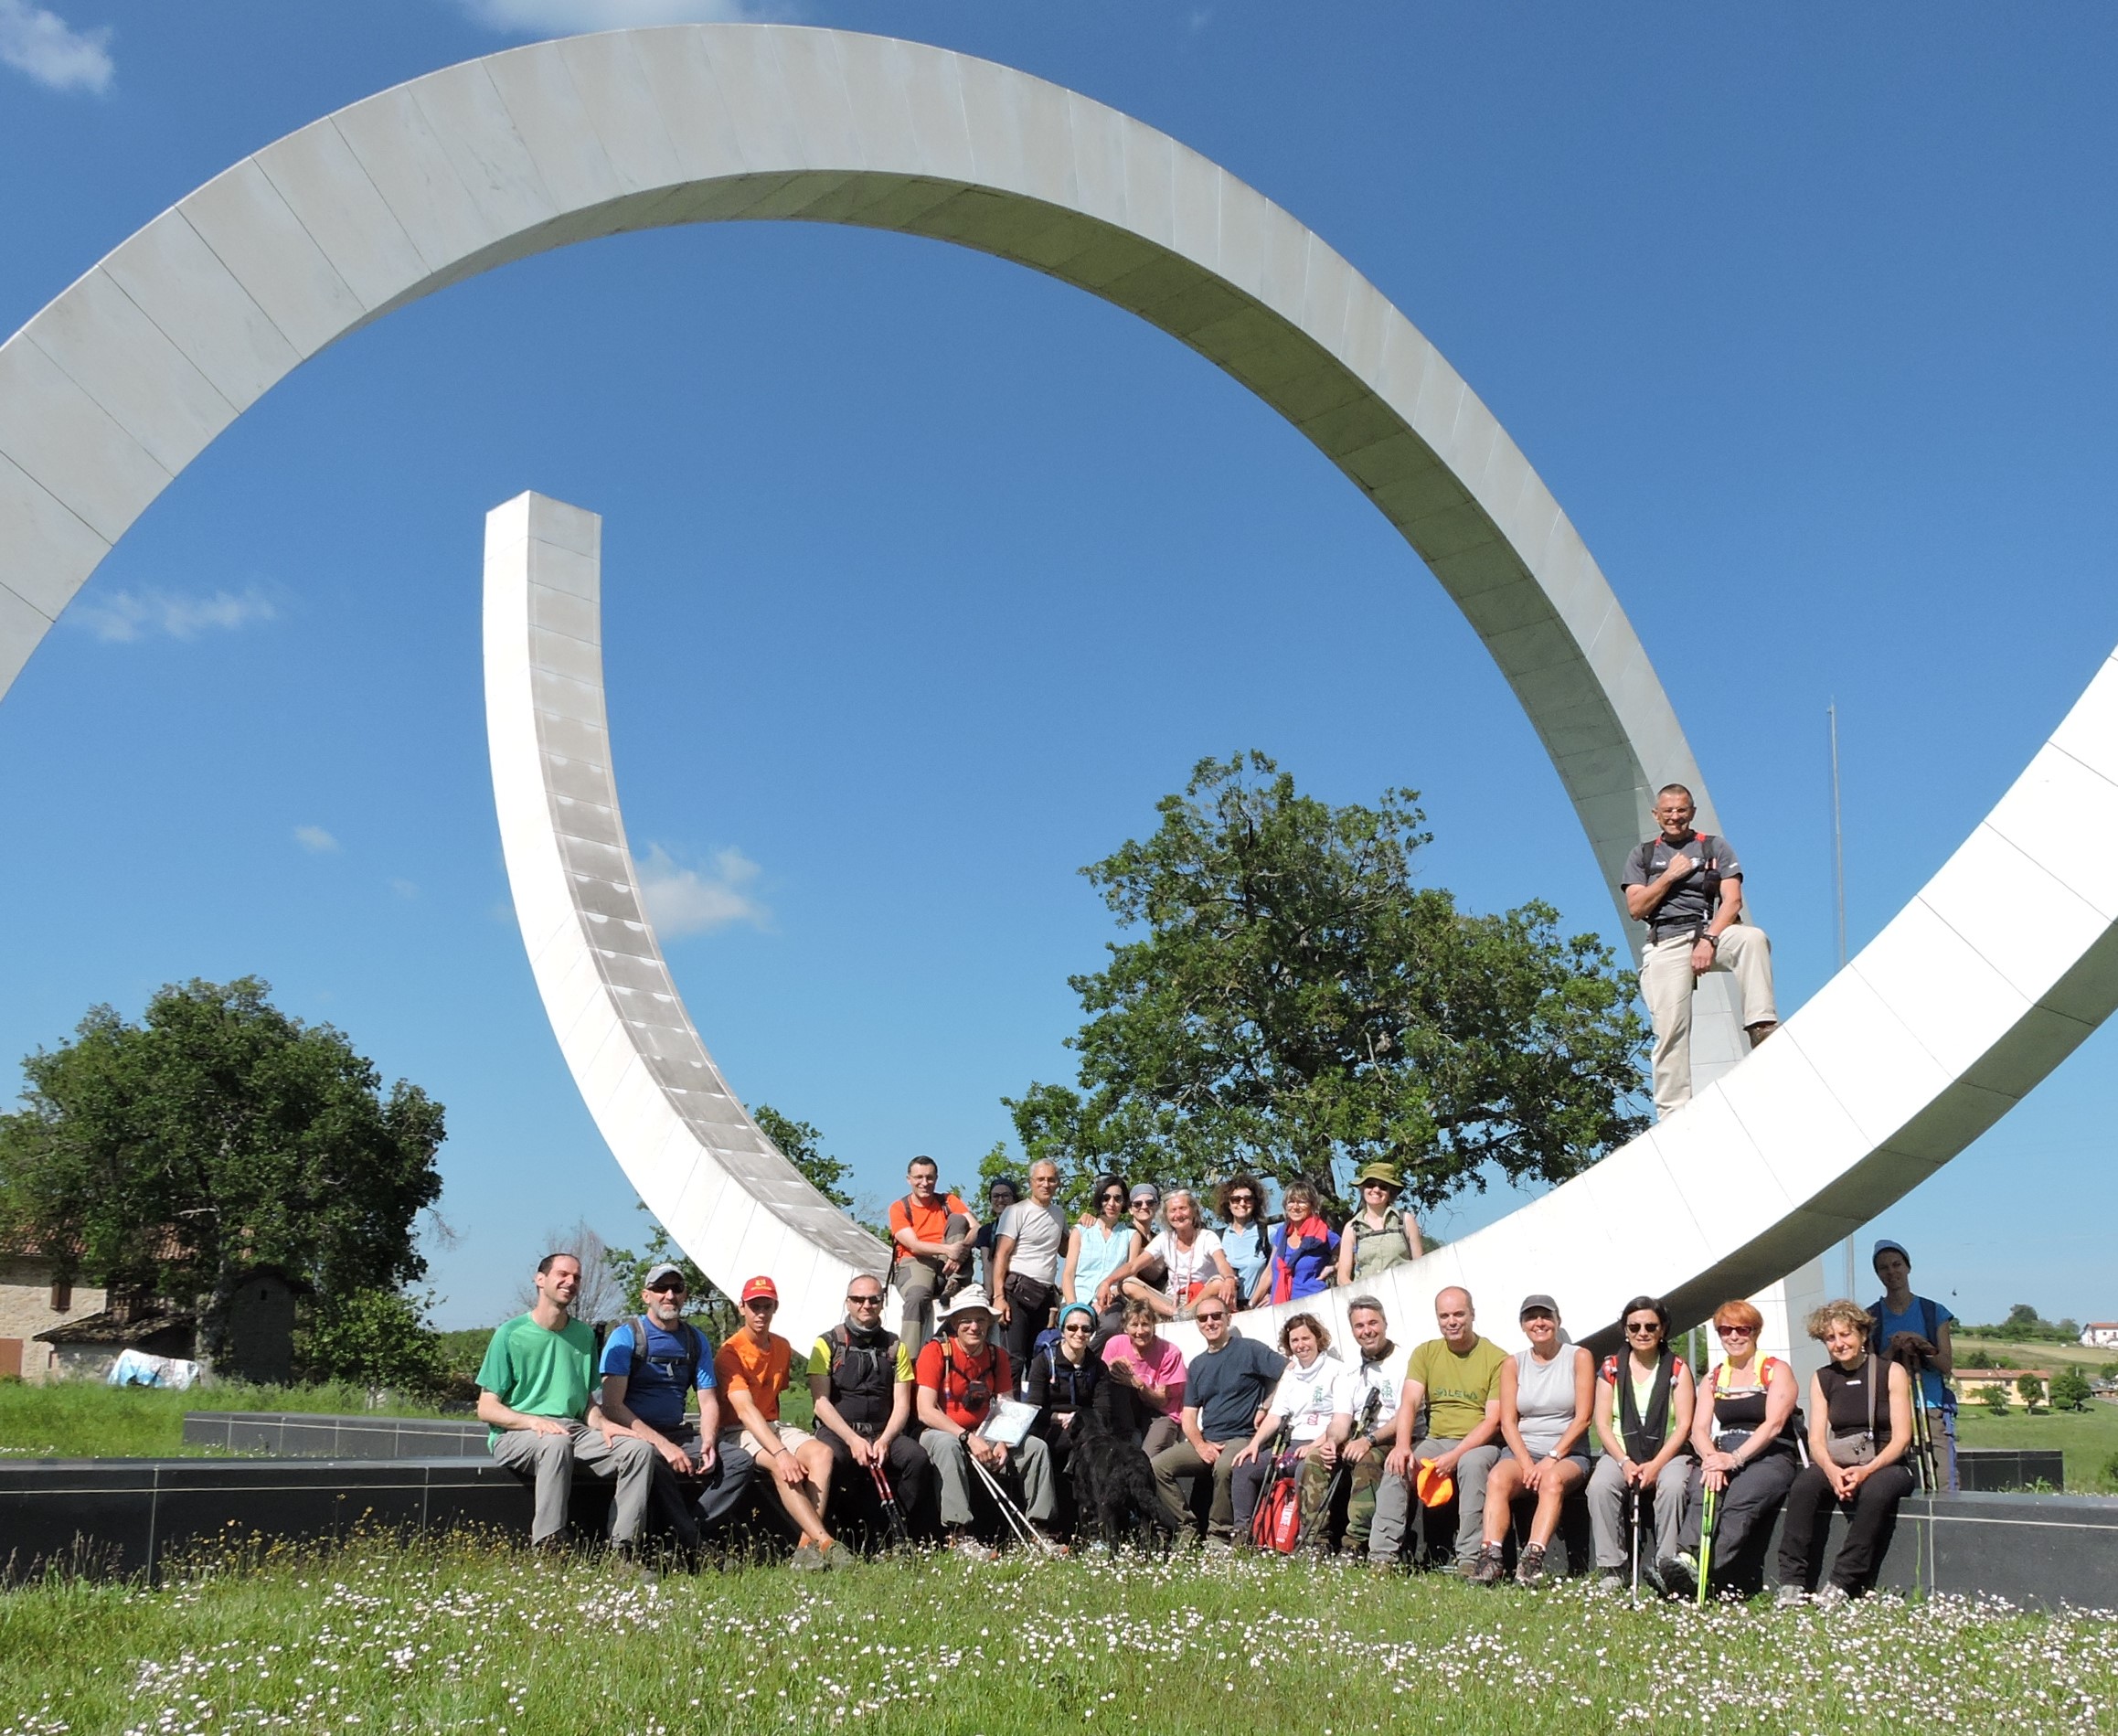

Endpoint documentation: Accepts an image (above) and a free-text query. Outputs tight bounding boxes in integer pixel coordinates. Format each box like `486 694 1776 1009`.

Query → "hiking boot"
1515 1542 1549 1587
1657 1551 1698 1599
1814 1583 1849 1609
1773 1582 1807 1609
790 1539 828 1572
1031 1526 1073 1557
948 1531 998 1563
1590 1569 1625 1598
1466 1544 1506 1587
1201 1535 1235 1559
819 1540 856 1571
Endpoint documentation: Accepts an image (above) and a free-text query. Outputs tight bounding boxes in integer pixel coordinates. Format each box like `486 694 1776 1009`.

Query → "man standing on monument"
1623 783 1778 1117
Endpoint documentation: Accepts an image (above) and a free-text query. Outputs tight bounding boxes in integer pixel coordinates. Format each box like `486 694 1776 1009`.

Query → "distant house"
2 1233 303 1384
1954 1367 2053 1401
0 1240 112 1381
2079 1323 2118 1349
35 1296 199 1381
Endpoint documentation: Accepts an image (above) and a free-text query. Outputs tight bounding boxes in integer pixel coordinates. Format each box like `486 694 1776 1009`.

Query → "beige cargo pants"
1641 923 1776 1115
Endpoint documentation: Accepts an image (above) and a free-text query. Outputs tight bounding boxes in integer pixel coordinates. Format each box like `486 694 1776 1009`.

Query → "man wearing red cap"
715 1274 843 1570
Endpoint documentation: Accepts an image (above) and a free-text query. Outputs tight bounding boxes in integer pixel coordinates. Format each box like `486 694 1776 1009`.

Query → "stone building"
0 1243 108 1381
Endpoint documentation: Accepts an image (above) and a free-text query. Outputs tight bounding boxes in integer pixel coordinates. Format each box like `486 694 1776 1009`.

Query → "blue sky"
3 3 2113 1330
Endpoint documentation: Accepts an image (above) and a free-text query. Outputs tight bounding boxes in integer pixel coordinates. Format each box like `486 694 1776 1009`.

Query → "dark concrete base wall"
0 1457 591 1586
4 1460 2115 1607
1874 1493 2118 1610
181 1411 487 1460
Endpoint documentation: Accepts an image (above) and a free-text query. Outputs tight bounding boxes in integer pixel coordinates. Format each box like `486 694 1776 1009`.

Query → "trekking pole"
869 1458 910 1552
1627 1483 1641 1606
968 1448 1058 1557
1695 1482 1718 1607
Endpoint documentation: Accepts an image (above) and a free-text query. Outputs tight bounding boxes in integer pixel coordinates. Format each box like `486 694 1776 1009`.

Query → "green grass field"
0 1381 457 1460
4 1539 2116 1736
1956 1335 2118 1375
1957 1398 2118 1491
0 1376 814 1460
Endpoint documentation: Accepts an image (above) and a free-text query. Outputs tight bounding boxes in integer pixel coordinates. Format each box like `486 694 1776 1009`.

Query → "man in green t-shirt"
477 1251 659 1549
1386 1286 1506 1568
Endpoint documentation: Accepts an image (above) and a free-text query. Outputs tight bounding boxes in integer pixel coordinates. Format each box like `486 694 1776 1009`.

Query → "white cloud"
389 878 420 900
637 843 769 938
69 587 276 644
0 0 112 93
459 0 764 34
294 825 341 855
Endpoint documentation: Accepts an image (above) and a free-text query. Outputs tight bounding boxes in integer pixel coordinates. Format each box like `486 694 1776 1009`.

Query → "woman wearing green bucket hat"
1336 1161 1426 1286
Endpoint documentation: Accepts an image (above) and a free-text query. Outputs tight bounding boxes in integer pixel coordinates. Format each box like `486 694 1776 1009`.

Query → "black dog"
1065 1386 1179 1551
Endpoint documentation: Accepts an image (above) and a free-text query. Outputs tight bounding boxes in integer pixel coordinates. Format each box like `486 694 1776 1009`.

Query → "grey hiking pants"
490 1421 658 1545
1150 1435 1248 1542
1406 1436 1502 1564
921 1428 1055 1527
1588 1453 1692 1570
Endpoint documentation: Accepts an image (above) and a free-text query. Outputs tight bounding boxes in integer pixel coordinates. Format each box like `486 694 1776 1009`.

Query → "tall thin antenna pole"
1828 700 1847 971
1830 701 1855 1297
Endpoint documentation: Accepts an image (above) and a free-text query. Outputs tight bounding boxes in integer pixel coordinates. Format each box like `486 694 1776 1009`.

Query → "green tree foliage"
1006 753 1647 1216
2016 1372 2047 1412
2049 1368 2093 1413
1980 1383 2010 1417
0 978 444 1361
297 1287 444 1393
2005 1303 2042 1330
752 1104 852 1208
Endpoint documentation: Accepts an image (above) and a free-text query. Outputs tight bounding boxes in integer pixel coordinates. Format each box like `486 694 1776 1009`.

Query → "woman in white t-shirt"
1116 1189 1236 1321
1228 1313 1354 1550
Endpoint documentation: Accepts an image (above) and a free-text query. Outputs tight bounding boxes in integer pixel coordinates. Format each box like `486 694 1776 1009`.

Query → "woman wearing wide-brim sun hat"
1336 1160 1426 1286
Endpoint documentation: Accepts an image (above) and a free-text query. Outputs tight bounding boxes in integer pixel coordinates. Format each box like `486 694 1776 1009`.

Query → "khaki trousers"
1640 924 1776 1115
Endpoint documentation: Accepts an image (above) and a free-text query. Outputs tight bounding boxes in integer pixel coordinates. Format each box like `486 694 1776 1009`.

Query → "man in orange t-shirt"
888 1154 976 1358
715 1275 842 1570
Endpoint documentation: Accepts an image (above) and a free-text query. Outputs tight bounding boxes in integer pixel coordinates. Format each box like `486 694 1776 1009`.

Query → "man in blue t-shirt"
1868 1237 1959 1491
1149 1301 1285 1548
599 1262 756 1540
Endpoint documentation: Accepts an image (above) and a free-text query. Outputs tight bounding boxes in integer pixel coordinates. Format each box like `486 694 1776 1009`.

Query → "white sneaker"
948 1533 998 1563
1814 1583 1849 1609
1773 1582 1807 1609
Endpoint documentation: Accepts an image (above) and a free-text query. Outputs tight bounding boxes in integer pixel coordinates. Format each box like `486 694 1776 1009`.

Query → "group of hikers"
476 1157 1956 1603
474 784 1928 1595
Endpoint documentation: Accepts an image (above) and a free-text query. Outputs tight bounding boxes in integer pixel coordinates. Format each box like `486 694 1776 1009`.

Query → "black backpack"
621 1315 706 1400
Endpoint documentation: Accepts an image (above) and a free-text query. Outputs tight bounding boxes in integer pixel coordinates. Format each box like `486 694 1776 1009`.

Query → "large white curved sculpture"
5 26 2114 1351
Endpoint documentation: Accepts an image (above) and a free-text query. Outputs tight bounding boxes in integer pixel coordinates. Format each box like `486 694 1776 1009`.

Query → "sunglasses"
847 1294 884 1306
1227 1195 1254 1206
1100 1191 1125 1203
744 1299 778 1314
1718 1325 1755 1338
1624 1321 1662 1336
1194 1310 1229 1324
1062 1323 1094 1335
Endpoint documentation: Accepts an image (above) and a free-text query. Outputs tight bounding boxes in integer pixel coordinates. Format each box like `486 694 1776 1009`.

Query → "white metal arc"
484 493 879 1346
4 25 2113 1349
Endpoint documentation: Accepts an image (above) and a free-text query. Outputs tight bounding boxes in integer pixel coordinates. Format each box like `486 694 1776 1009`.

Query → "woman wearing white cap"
1466 1294 1593 1586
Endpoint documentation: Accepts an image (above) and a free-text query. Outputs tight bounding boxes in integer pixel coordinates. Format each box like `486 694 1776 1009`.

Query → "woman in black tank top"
1774 1300 1917 1603
1661 1299 1801 1598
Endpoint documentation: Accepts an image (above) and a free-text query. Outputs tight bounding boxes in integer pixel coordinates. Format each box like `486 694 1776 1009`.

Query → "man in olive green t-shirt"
477 1251 659 1548
1385 1286 1506 1567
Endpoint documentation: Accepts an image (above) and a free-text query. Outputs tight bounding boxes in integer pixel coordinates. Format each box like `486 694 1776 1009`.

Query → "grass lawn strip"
0 1383 460 1461
3 1542 2116 1735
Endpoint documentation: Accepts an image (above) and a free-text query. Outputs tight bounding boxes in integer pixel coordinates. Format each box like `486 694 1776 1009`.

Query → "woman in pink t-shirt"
1102 1300 1188 1456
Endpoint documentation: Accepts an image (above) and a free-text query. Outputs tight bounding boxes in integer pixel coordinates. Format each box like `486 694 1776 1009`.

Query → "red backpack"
1251 1455 1304 1554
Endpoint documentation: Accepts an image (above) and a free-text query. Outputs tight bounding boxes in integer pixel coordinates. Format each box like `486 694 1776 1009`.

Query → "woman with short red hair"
1656 1298 1800 1598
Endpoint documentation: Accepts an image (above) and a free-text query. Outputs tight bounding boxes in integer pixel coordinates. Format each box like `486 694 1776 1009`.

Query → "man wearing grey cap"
598 1262 757 1547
